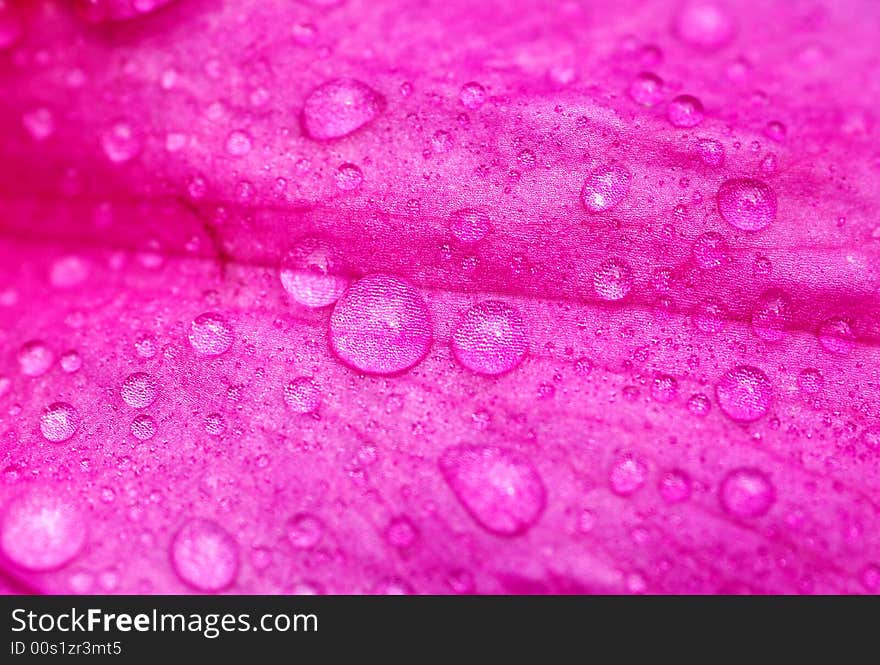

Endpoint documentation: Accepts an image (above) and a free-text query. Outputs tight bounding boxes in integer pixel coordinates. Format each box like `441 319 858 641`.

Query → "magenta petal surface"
1 0 880 595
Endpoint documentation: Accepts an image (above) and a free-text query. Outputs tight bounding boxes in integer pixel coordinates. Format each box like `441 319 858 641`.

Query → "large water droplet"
18 340 54 377
673 1 735 49
130 414 157 440
667 94 705 127
170 519 239 592
279 239 348 308
40 402 79 443
751 289 793 342
301 78 384 141
609 454 648 496
593 257 634 301
629 72 664 106
121 372 158 409
1 490 86 571
717 178 776 232
459 82 487 110
581 164 632 212
451 301 528 376
439 445 546 536
715 365 772 422
329 274 432 375
817 317 855 355
188 313 234 356
285 513 324 549
719 468 774 518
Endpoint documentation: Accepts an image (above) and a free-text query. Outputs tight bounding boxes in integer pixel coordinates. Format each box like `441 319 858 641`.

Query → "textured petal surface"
1 0 880 594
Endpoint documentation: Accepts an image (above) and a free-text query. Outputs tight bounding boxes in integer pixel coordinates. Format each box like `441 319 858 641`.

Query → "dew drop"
719 468 775 518
629 72 664 106
667 94 705 127
203 413 226 436
861 426 880 451
130 414 157 441
751 289 793 342
439 445 546 536
18 340 54 377
225 130 252 156
121 372 158 409
60 350 82 373
715 365 772 423
581 164 632 212
692 231 728 268
101 121 140 163
284 377 321 414
385 516 419 548
673 1 735 49
1 490 86 571
696 137 725 166
279 238 349 308
651 374 679 403
286 513 324 549
687 393 712 416
693 299 726 333
335 162 363 190
659 470 692 503
817 317 855 355
170 519 239 592
593 257 634 301
609 454 648 496
459 82 486 110
450 208 490 244
717 178 776 232
188 313 234 356
40 402 79 443
329 274 432 375
301 78 384 141
22 107 55 141
797 368 824 396
451 301 528 376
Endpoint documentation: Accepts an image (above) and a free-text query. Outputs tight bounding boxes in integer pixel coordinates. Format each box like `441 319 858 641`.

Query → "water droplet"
692 231 728 268
715 365 772 423
667 94 704 127
451 301 528 376
203 413 226 436
651 374 679 403
693 299 726 333
22 107 55 141
593 257 634 301
673 1 735 49
18 341 54 377
459 82 486 110
817 317 855 355
40 402 79 443
130 414 157 440
861 426 880 451
696 137 725 166
279 238 349 308
1 490 86 571
797 368 824 395
134 334 157 358
687 393 712 416
60 351 82 373
450 208 490 244
609 454 648 496
188 313 234 356
659 470 692 503
121 372 158 408
581 164 632 212
439 445 546 536
751 289 793 342
717 178 776 232
170 519 239 592
719 468 774 518
764 120 786 142
225 130 252 156
0 5 23 50
335 162 363 190
629 72 664 106
284 377 321 414
101 121 140 163
301 78 384 141
286 513 324 549
329 275 432 375
385 516 419 548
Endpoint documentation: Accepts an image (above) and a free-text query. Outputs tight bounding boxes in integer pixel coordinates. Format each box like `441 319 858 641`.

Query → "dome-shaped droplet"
130 414 157 440
451 301 528 376
692 231 728 268
629 72 664 106
717 178 776 232
609 454 648 496
188 313 234 356
715 365 772 422
385 516 419 548
673 1 735 50
593 257 634 301
751 289 793 342
667 94 705 127
693 299 726 333
817 317 856 355
285 513 324 549
581 164 632 213
335 162 364 190
40 402 79 443
696 137 725 166
719 468 774 518
279 238 348 308
18 340 54 377
439 445 546 536
170 519 239 592
459 82 486 110
225 130 253 156
329 274 432 375
450 208 490 244
101 121 140 163
301 78 384 141
659 470 692 503
651 374 679 403
121 372 158 409
284 376 321 414
1 490 86 571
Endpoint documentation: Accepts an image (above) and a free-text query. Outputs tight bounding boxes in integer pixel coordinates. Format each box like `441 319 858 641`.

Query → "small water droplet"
673 1 735 49
593 257 634 301
609 454 648 496
751 289 793 342
385 516 419 548
40 402 79 443
687 393 712 416
581 164 632 212
719 468 774 518
225 130 252 156
284 377 321 414
170 519 239 592
667 94 705 127
451 301 528 376
715 365 772 423
629 72 664 106
459 82 486 110
101 121 140 163
692 231 729 268
18 341 54 377
130 414 157 440
188 313 234 356
335 162 363 190
121 372 158 408
659 470 692 503
286 513 324 549
450 208 491 244
817 317 855 355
